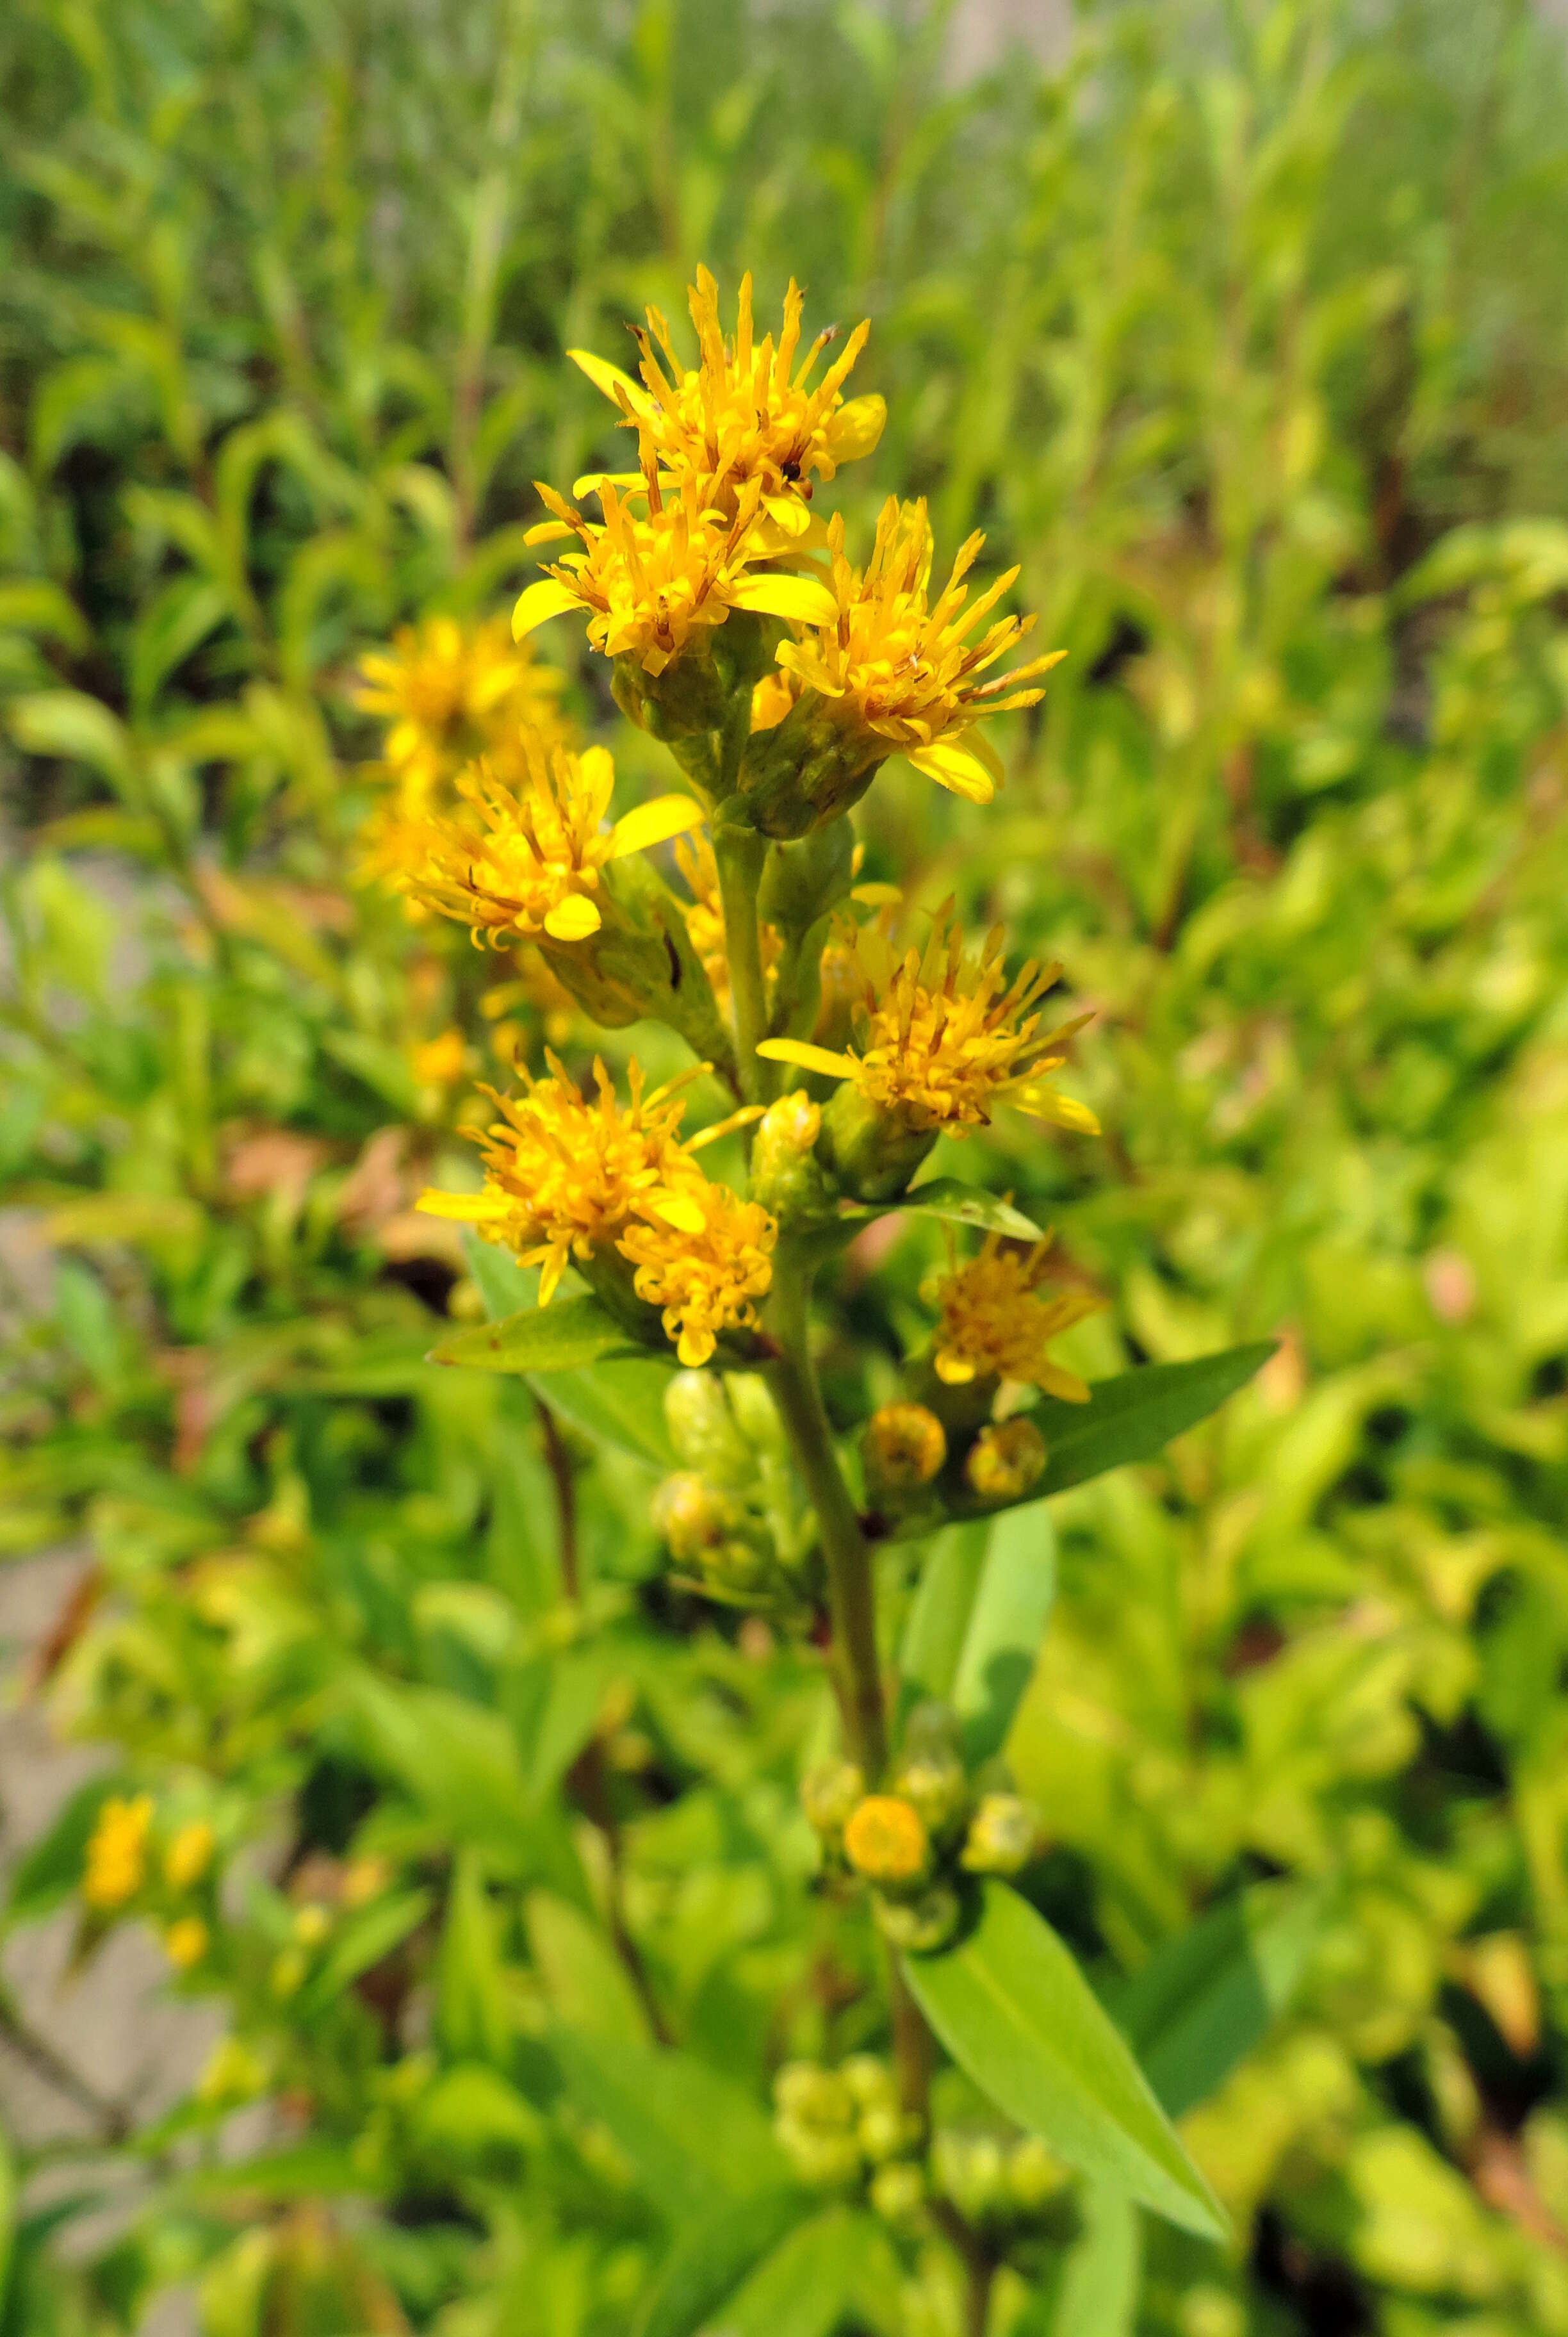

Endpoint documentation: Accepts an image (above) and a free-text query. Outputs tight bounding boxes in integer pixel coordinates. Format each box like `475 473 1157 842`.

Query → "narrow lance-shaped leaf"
951 1503 1058 1764
632 2191 807 2337
902 1881 1226 2239
429 1295 648 1375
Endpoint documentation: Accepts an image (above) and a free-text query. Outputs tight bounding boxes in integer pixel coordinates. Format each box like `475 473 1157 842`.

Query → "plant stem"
766 1251 886 1779
714 824 774 1108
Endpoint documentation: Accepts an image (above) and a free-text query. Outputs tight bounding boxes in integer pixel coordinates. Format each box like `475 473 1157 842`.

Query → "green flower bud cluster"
651 1370 813 1612
801 1703 1043 1951
931 2126 1067 2229
772 2056 924 2217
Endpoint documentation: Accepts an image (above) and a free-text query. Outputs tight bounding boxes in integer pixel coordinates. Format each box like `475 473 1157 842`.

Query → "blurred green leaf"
430 1299 646 1375
903 1882 1226 2238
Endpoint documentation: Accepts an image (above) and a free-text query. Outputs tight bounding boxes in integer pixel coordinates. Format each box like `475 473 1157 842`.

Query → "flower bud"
843 1795 929 1887
964 1418 1047 1505
858 2102 908 2164
801 1759 866 1837
935 2131 1009 2222
893 1743 970 1844
819 1080 936 1204
164 1819 215 1890
872 1883 960 1953
961 1792 1041 1876
747 1090 831 1222
842 2054 896 2110
774 2060 854 2128
650 1472 737 1563
164 1915 209 1971
724 1372 787 1457
1008 2134 1066 2212
870 2161 926 2224
738 696 887 839
664 1375 755 1485
758 819 857 937
863 1403 947 1496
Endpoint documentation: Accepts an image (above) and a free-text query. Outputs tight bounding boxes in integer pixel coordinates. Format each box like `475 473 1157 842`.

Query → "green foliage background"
3 0 1568 2331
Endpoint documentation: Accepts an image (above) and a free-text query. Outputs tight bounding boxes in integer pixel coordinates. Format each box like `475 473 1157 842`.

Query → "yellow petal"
572 471 645 499
608 794 706 858
1036 1365 1092 1404
648 1190 707 1234
523 520 575 545
832 393 886 463
512 578 582 640
760 494 813 539
567 349 655 419
755 1038 857 1079
850 882 902 907
1010 1086 1100 1135
727 571 840 627
906 739 997 803
416 1188 511 1222
543 894 602 941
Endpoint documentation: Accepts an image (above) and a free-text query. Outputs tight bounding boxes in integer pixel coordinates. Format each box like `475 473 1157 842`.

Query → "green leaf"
412 2064 542 2165
955 1344 1277 1519
856 1179 1043 1240
533 1356 678 1470
435 1851 514 2068
900 1520 992 1710
901 1882 1226 2239
298 1890 432 2011
549 2029 792 2226
632 2191 806 2337
714 2208 902 2337
4 1778 124 1927
429 1297 644 1375
951 1504 1058 1765
8 690 135 793
461 1231 675 1464
1050 2184 1142 2337
340 1672 531 1861
1104 1882 1326 2119
527 1890 650 2044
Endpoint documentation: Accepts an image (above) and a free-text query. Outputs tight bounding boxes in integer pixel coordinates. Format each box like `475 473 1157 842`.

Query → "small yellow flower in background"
164 1915 209 1971
514 473 837 678
163 1819 215 1891
354 615 567 785
395 738 704 946
673 832 783 1018
769 500 1065 803
570 268 885 532
619 1179 777 1366
965 1418 1049 1504
759 903 1098 1136
843 1795 930 1885
411 1029 468 1089
293 1903 331 1947
931 1233 1104 1398
418 1056 771 1360
83 1794 153 1910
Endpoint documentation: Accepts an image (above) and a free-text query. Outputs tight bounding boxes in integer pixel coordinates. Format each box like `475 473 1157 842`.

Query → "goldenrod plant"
6 4 1568 2335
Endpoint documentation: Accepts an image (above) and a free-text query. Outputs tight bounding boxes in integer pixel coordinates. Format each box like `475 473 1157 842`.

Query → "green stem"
766 1251 886 1778
714 823 774 1108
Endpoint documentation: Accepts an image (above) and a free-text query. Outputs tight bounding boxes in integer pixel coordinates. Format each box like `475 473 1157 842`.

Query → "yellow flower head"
673 830 783 1019
83 1794 154 1910
864 1402 947 1489
418 1056 770 1360
843 1794 930 1885
964 1419 1050 1505
619 1179 777 1367
570 268 884 530
395 738 704 946
514 473 836 678
771 500 1065 802
760 904 1098 1138
355 616 568 785
164 1915 209 1971
931 1232 1104 1399
164 1819 216 1892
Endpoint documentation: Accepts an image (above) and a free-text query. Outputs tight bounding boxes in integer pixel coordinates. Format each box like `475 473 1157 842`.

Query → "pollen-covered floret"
769 500 1063 802
514 473 835 678
394 739 703 947
760 903 1098 1137
417 1055 772 1363
932 1232 1104 1399
569 268 885 530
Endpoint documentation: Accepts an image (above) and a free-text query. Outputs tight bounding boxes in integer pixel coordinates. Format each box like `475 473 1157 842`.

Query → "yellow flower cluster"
930 1233 1104 1400
772 501 1065 804
354 616 571 891
420 1056 772 1365
395 737 703 947
761 903 1098 1137
83 1794 153 1909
